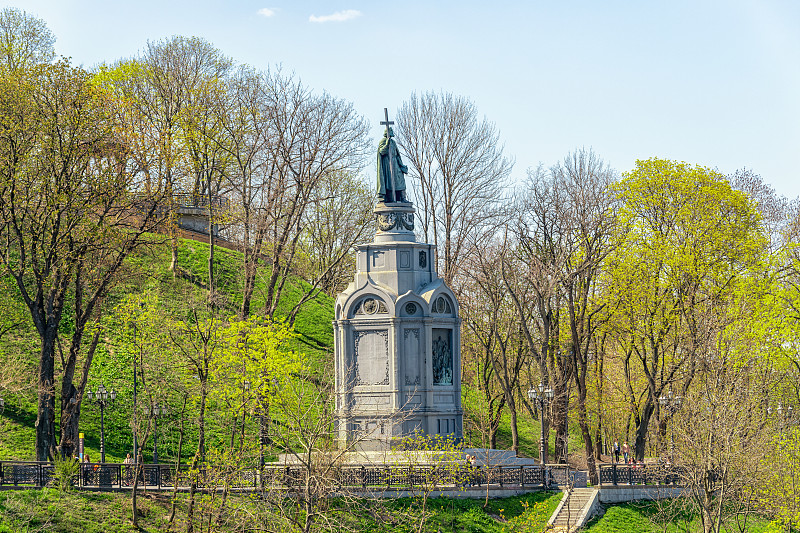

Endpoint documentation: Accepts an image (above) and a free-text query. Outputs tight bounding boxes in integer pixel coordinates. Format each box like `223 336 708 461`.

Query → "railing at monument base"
0 460 572 492
598 464 685 486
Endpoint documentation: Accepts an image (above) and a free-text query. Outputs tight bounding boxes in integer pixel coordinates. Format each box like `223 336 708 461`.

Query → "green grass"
2 489 793 533
362 491 564 533
0 489 563 533
461 385 585 462
0 237 335 463
584 500 791 533
0 489 170 533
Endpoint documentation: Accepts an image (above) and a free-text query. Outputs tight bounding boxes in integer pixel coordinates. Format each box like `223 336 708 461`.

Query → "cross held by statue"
380 107 394 136
380 107 397 199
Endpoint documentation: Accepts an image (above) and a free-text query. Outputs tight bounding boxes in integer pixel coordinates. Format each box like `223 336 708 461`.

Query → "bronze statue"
377 109 408 203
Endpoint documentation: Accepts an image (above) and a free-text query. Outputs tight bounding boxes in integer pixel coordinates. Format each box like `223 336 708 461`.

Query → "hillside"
0 237 335 462
0 234 564 465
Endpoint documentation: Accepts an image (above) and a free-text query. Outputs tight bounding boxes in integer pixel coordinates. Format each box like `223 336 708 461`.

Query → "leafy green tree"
606 158 765 461
756 425 800 530
0 61 166 460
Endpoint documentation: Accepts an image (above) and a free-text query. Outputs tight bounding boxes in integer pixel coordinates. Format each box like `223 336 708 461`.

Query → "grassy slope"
584 501 789 533
0 234 602 465
1 489 792 533
0 489 563 533
0 237 334 462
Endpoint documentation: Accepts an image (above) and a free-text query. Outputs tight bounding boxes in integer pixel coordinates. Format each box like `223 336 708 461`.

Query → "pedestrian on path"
622 441 630 464
613 440 621 464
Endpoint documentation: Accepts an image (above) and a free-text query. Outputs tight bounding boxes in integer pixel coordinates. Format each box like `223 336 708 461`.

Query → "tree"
396 91 512 286
240 70 370 321
607 158 764 461
503 164 572 463
0 7 55 72
215 65 272 317
113 36 232 273
555 150 618 484
503 149 617 478
296 170 374 297
755 424 800 531
0 61 166 460
219 67 372 310
178 50 233 300
461 239 527 451
668 353 777 533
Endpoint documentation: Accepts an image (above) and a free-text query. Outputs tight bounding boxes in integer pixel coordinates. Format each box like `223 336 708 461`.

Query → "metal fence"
598 464 685 486
0 460 571 492
171 193 230 210
130 193 230 212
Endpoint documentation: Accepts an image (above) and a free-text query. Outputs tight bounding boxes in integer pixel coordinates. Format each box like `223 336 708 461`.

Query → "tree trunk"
207 189 215 298
489 426 498 449
576 390 598 484
508 397 519 452
36 327 58 461
551 380 569 464
168 396 188 527
634 401 655 461
59 330 100 458
240 246 256 318
240 226 266 319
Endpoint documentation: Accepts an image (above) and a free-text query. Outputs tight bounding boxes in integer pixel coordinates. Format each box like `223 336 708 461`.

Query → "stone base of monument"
333 200 463 451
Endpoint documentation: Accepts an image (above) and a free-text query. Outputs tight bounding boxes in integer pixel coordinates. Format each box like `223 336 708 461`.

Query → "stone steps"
548 488 599 531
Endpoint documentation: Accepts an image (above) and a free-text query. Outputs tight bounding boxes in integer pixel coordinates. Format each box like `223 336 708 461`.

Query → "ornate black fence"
0 460 571 492
598 464 685 486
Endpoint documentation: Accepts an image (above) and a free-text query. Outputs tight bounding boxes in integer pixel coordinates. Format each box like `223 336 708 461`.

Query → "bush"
51 456 80 493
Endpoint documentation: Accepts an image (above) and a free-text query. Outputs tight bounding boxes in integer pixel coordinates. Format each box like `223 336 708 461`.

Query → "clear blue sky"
8 0 800 199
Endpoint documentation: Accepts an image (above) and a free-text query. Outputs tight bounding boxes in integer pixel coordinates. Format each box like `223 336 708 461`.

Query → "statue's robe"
377 135 408 200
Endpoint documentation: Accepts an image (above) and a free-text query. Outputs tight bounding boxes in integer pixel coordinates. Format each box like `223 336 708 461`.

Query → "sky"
7 0 800 199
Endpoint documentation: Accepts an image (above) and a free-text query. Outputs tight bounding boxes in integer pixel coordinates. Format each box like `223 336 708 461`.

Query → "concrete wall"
341 486 549 499
599 485 687 503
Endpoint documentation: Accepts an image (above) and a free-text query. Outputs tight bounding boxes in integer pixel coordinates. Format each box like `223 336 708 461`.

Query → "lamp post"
151 403 167 464
132 322 138 464
87 384 117 463
528 383 555 465
658 390 682 464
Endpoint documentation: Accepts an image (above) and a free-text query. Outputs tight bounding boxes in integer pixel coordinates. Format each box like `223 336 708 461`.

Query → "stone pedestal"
334 202 463 450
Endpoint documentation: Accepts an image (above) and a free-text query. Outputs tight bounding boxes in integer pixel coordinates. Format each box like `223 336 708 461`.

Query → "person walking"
622 441 630 464
122 453 133 486
613 440 621 464
83 454 92 485
469 454 478 486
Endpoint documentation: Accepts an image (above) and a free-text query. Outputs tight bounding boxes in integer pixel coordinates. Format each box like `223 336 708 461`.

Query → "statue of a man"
377 127 408 203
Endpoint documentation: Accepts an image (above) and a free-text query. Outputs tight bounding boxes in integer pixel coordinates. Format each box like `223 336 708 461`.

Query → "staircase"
547 487 599 532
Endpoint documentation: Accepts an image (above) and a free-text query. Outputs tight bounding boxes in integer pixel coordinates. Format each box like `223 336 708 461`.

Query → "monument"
333 109 463 450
